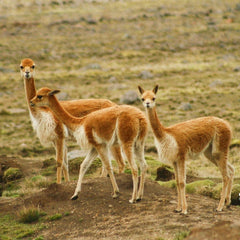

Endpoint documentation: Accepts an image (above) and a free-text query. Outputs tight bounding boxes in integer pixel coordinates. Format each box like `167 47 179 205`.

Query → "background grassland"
0 0 240 184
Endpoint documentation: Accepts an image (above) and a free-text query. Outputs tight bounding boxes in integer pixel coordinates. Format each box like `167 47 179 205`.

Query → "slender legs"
100 145 125 177
96 145 119 198
134 143 148 201
71 148 98 200
54 138 69 184
173 160 187 214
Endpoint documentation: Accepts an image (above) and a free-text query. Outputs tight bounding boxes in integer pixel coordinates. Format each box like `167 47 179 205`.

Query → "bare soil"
0 156 239 240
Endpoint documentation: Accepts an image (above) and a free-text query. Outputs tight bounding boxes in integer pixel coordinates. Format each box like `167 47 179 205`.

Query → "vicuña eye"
31 65 35 69
152 97 156 101
37 95 42 100
141 98 145 101
20 66 24 69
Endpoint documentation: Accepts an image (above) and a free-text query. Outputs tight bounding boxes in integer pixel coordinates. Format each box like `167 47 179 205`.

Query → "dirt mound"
186 221 240 240
1 173 240 239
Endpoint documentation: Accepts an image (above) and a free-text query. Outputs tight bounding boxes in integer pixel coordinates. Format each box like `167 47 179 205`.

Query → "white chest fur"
155 133 178 165
30 111 67 146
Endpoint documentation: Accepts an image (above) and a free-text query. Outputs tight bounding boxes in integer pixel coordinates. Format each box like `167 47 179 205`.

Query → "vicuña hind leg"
216 153 230 212
134 143 147 201
71 148 98 200
96 145 119 198
123 144 138 203
111 145 125 174
225 163 235 207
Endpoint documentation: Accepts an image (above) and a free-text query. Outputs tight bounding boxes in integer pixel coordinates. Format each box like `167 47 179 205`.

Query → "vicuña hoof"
112 192 120 199
129 199 136 204
136 198 142 202
174 209 182 213
71 195 78 200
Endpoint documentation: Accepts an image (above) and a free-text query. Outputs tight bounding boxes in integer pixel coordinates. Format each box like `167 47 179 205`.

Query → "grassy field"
0 1 240 239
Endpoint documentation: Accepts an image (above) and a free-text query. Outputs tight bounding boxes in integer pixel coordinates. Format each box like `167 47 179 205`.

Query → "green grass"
174 231 190 240
48 213 62 221
18 206 46 224
0 214 44 240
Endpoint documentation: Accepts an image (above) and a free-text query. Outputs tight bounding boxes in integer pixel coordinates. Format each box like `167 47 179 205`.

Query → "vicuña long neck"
24 77 37 114
49 96 83 131
147 107 165 139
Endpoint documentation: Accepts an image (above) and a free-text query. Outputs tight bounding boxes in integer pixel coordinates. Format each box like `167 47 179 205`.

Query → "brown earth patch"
0 173 240 240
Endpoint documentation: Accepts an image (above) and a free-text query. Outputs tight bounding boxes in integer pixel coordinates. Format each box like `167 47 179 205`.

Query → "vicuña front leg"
71 149 98 200
54 138 69 184
173 162 182 213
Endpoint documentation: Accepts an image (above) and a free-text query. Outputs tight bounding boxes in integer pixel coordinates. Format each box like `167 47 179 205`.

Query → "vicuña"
20 58 125 183
138 85 234 214
30 87 148 203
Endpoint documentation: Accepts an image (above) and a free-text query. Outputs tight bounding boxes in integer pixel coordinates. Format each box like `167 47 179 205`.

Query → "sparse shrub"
18 206 43 223
48 213 62 221
211 183 222 200
158 180 176 189
3 168 23 182
186 180 215 194
42 158 55 168
231 184 240 205
35 236 44 240
25 175 50 189
69 157 102 174
41 166 56 176
174 231 189 240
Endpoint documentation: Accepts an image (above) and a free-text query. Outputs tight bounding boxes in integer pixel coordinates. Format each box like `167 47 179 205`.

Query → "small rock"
86 17 97 24
236 3 240 11
120 90 139 104
122 33 132 39
233 66 240 72
108 84 127 90
178 102 192 111
209 80 223 88
139 70 153 79
8 108 26 114
0 67 14 73
84 63 102 70
108 76 117 83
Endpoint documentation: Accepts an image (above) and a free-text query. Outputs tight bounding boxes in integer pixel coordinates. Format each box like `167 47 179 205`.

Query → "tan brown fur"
30 87 148 203
20 58 125 184
138 85 234 214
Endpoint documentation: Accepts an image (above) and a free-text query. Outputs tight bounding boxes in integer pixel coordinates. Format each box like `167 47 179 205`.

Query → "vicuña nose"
30 101 34 107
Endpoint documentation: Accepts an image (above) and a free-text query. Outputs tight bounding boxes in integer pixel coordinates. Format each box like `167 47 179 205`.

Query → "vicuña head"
20 58 35 79
30 87 59 108
138 85 158 109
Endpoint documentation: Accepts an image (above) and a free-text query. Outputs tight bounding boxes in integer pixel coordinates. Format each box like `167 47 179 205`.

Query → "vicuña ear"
138 86 145 94
153 85 159 94
49 90 61 96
